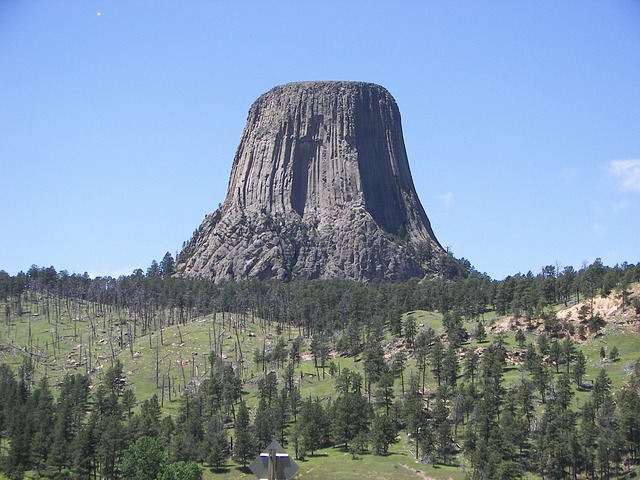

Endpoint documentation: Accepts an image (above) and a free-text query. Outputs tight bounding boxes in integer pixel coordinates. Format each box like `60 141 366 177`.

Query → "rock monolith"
176 81 444 282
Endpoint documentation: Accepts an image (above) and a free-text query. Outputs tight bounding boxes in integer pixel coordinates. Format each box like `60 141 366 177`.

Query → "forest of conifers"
0 256 639 480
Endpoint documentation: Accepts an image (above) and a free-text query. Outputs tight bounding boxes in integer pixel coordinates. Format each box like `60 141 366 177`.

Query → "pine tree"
430 338 445 386
442 344 459 389
297 397 327 457
432 396 452 465
369 413 397 455
159 461 202 480
573 350 587 388
463 349 479 387
616 385 640 463
593 368 612 412
332 392 370 450
363 342 385 397
232 400 254 466
392 352 407 396
475 321 486 343
96 415 126 480
254 397 276 449
375 370 395 415
403 314 417 348
596 394 623 479
200 415 228 468
121 436 165 480
137 394 162 438
29 377 54 472
535 399 578 479
73 419 97 479
561 336 574 372
579 400 598 478
549 339 562 373
402 374 429 461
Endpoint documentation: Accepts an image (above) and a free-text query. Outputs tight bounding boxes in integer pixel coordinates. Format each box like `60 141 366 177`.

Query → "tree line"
2 256 639 338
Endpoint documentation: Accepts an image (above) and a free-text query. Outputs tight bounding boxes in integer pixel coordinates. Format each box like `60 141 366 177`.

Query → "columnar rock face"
176 81 444 282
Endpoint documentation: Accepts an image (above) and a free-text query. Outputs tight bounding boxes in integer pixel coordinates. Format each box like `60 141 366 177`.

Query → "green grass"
3 292 640 480
4 297 640 418
404 310 445 335
580 324 640 384
200 442 470 480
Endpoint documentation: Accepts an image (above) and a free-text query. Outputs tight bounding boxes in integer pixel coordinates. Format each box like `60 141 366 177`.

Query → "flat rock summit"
176 81 444 282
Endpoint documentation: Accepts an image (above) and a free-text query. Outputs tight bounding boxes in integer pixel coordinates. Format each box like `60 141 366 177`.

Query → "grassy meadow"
1 288 640 479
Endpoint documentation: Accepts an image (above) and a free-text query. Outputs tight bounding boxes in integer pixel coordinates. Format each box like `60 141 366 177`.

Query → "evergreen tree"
561 336 574 372
616 385 640 463
170 391 204 462
442 343 459 389
104 360 125 396
580 400 598 478
363 342 385 397
500 407 528 460
254 397 276 449
310 333 329 373
29 377 55 472
96 414 127 480
200 415 228 468
403 314 417 348
273 388 290 446
160 252 175 277
122 389 136 419
121 436 165 480
159 461 202 480
392 352 407 396
222 363 242 420
73 419 97 479
257 371 278 406
375 370 395 415
137 394 162 438
463 349 479 387
442 310 466 347
549 339 562 373
596 393 623 479
432 396 452 465
593 368 612 412
402 374 429 461
5 403 31 479
232 401 254 466
332 392 370 450
516 379 535 432
535 399 578 479
429 338 445 386
573 349 587 388
297 397 327 457
369 413 397 454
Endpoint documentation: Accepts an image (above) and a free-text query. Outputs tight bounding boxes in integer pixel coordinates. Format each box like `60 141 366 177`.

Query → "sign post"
249 440 299 480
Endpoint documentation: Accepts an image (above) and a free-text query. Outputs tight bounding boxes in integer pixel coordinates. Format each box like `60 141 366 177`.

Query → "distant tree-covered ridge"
2 256 638 333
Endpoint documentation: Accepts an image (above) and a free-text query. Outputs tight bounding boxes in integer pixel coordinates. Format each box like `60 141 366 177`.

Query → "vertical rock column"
176 81 443 282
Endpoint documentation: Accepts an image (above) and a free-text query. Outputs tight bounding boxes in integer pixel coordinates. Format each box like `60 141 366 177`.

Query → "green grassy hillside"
1 276 640 480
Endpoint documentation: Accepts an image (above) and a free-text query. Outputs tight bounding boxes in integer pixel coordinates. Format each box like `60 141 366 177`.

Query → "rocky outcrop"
176 81 444 282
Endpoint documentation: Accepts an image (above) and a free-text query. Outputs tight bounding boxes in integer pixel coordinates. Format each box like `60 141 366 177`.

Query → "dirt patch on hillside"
485 285 640 337
556 284 640 333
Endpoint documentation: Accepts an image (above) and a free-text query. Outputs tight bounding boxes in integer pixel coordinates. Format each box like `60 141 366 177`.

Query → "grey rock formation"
176 81 444 282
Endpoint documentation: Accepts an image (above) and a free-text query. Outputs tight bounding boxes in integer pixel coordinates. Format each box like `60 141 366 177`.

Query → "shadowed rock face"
176 81 443 282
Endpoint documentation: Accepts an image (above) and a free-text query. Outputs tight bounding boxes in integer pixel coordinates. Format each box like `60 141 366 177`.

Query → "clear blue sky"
1 1 639 280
